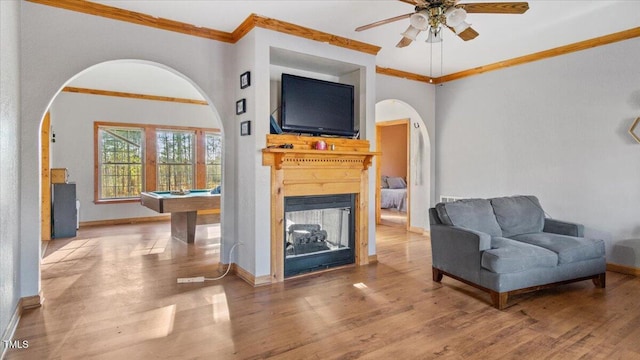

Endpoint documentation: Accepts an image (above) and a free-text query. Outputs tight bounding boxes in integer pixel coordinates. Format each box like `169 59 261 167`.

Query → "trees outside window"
97 126 144 199
94 122 221 202
156 130 195 191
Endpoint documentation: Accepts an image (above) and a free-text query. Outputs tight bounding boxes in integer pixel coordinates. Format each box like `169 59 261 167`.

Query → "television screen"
281 74 355 137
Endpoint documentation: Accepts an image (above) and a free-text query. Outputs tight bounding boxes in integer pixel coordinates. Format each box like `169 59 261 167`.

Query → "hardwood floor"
379 208 407 228
7 222 640 359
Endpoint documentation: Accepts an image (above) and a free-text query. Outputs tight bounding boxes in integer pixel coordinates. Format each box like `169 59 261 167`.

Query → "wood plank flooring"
6 222 640 359
379 208 407 227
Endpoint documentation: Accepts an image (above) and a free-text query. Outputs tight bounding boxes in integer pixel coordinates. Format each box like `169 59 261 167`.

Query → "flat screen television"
280 73 356 137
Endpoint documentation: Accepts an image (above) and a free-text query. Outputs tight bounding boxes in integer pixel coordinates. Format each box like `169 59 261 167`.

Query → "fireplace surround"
262 134 377 282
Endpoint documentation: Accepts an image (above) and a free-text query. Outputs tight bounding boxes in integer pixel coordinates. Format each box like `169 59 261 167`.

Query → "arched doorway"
39 60 228 277
375 99 431 234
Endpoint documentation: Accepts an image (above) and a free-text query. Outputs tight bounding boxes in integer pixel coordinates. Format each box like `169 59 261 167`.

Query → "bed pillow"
387 177 406 189
381 176 389 189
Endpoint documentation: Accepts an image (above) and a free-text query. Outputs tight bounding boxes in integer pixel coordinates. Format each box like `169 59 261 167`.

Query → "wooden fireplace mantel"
262 134 378 283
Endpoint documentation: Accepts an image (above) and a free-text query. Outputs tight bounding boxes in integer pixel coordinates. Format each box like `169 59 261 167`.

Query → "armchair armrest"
543 218 584 237
430 224 491 283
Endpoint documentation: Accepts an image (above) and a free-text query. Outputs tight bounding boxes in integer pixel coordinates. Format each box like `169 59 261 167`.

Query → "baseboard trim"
408 226 424 234
80 215 170 227
607 263 640 276
231 261 379 286
230 263 272 287
21 291 44 310
1 299 23 359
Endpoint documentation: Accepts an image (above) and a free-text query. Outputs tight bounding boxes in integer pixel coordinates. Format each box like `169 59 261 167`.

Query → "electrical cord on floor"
176 242 242 283
204 242 240 281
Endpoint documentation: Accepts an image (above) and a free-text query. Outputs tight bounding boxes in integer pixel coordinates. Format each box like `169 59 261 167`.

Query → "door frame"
41 112 51 241
375 118 410 230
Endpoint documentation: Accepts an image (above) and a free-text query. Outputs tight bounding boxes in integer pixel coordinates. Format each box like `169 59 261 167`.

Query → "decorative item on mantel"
629 117 640 144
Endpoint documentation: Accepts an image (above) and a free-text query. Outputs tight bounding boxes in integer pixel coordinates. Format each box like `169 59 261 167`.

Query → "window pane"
98 127 143 199
156 130 195 191
205 132 222 191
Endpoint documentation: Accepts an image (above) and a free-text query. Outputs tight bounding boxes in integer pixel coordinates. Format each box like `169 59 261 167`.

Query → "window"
94 122 221 203
205 132 222 190
156 130 195 191
97 126 144 199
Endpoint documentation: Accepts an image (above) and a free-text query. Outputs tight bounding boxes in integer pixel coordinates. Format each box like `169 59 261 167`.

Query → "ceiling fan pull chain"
440 34 444 78
429 39 433 81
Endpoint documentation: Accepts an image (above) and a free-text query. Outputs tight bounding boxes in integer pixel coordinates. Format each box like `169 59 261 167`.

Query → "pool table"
140 190 220 243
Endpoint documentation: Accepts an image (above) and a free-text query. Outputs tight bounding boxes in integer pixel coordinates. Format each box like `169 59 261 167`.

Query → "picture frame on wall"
240 121 251 136
236 99 246 115
240 71 251 89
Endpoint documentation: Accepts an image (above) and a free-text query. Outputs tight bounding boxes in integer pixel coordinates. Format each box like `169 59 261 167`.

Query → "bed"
380 176 407 212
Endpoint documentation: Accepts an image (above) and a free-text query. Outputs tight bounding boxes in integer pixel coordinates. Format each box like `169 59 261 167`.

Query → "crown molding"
242 14 381 55
376 66 434 83
26 1 640 84
62 87 208 105
27 0 235 42
26 1 380 55
437 26 640 84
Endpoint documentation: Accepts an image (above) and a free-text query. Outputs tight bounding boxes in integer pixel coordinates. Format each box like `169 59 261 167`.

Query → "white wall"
20 2 236 297
376 75 436 231
436 37 640 258
50 91 221 222
0 0 22 346
233 28 378 278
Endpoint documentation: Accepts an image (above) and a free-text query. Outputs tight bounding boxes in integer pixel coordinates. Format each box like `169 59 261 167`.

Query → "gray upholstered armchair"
429 196 605 309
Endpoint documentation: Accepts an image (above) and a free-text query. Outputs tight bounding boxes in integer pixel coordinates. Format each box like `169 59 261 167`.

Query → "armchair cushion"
543 218 584 237
435 199 502 237
491 196 544 237
511 232 605 264
482 237 558 273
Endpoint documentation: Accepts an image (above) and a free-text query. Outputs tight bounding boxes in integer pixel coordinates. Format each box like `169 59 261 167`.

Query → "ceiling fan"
356 0 529 48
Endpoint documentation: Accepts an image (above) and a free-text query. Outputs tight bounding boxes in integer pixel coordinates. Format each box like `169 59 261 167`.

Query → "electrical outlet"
177 276 205 283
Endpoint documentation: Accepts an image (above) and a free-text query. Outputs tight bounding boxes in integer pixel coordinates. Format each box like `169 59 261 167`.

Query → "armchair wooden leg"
490 291 508 310
592 273 606 288
432 267 443 282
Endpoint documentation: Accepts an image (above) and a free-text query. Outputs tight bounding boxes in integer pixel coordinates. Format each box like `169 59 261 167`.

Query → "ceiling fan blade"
396 36 414 48
355 12 413 32
398 0 429 6
456 26 479 41
458 2 529 14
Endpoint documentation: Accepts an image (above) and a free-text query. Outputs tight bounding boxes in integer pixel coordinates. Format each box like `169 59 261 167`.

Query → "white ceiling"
89 0 640 76
68 62 207 100
67 1 640 100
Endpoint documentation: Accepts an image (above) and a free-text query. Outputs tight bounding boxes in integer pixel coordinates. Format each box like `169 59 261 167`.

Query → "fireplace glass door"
284 194 355 277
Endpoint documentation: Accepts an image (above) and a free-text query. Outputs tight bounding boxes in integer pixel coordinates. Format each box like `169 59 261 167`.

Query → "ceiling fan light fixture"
409 11 430 31
453 21 471 34
425 27 443 43
444 7 467 27
401 25 421 41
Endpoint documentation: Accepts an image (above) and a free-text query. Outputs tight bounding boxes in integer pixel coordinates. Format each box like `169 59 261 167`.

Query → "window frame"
204 131 223 190
96 125 145 202
94 121 221 204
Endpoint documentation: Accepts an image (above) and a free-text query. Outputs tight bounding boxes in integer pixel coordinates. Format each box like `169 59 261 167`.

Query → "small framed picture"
236 99 246 115
240 71 251 89
240 120 251 136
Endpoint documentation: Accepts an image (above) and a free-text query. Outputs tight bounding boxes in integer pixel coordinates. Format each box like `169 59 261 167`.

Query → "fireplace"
261 134 377 284
284 194 355 277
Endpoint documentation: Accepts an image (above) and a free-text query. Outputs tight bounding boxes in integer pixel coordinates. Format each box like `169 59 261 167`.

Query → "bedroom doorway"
376 119 410 229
